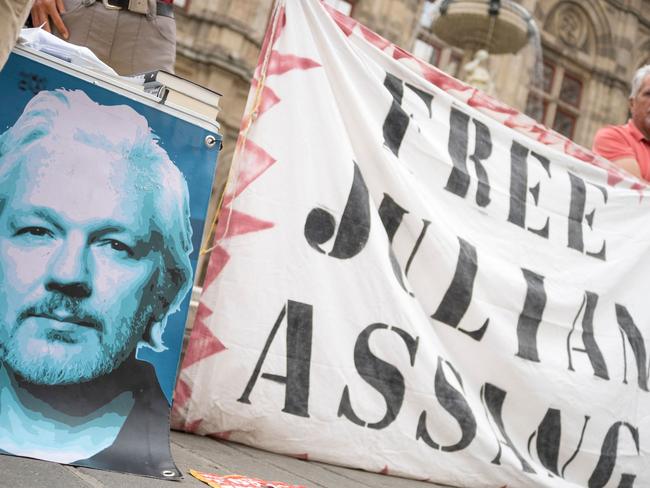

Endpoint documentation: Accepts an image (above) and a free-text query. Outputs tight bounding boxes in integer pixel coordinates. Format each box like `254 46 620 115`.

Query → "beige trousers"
0 0 33 70
58 0 176 76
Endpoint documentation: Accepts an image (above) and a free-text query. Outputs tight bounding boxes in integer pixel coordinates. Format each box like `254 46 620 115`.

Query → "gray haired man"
593 64 650 181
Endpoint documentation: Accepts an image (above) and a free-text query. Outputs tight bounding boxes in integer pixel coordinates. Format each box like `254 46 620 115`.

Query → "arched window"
522 2 598 141
525 59 583 139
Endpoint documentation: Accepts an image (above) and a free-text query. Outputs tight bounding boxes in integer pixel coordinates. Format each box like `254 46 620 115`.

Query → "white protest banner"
172 1 650 486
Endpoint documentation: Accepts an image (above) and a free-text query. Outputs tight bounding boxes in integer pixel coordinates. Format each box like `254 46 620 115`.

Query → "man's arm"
608 156 642 179
592 126 642 179
30 0 68 39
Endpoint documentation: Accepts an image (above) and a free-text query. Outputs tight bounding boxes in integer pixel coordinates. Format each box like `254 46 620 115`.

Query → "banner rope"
200 0 284 255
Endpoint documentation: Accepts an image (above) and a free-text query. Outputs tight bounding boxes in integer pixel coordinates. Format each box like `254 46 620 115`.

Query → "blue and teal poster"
0 50 220 479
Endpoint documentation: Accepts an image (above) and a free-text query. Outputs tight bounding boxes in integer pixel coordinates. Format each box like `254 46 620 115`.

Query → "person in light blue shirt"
0 89 192 477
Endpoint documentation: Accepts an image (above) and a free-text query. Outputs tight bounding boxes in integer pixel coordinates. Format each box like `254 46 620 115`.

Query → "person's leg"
0 0 34 69
108 1 176 75
59 0 175 76
61 0 117 67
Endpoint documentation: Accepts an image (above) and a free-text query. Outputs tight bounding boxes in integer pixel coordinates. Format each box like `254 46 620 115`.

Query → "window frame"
525 58 583 140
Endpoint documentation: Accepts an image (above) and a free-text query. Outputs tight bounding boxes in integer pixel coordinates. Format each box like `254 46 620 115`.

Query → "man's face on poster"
0 141 164 385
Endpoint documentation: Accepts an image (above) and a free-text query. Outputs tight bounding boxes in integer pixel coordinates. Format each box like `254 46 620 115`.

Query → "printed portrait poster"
0 49 220 479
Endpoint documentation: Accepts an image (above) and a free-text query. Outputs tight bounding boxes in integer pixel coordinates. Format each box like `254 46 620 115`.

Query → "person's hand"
30 0 69 39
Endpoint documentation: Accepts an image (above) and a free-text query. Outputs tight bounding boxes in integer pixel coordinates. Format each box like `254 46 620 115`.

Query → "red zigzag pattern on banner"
199 208 277 291
267 51 321 76
202 244 230 293
223 139 279 207
238 82 281 138
182 303 226 369
176 3 324 431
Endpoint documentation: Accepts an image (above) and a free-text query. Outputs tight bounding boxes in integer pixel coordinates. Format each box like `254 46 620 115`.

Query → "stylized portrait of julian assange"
0 89 193 478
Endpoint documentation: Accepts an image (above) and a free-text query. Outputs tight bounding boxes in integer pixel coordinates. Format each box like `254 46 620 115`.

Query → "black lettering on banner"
559 415 591 478
516 269 547 362
481 383 536 474
304 162 370 259
416 357 476 452
567 172 607 260
378 193 409 240
615 304 649 391
445 107 492 207
382 73 433 157
532 408 561 476
378 193 410 293
588 422 639 488
431 237 489 341
567 292 609 381
527 409 590 478
508 141 551 238
378 193 431 294
238 301 313 417
383 73 408 157
338 324 419 430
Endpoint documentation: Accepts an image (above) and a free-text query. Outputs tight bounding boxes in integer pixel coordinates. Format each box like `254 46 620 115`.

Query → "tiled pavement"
0 430 449 488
